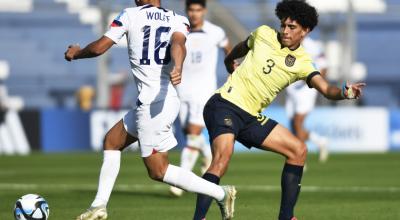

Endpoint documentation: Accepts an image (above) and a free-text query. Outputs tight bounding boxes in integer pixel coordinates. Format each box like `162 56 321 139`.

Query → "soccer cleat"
217 185 237 220
169 186 184 197
291 217 298 220
76 206 108 220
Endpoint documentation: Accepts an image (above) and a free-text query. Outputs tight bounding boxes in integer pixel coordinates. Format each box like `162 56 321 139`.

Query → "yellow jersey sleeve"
297 60 320 88
218 25 320 116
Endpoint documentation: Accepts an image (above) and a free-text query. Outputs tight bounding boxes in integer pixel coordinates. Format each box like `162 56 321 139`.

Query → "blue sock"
193 173 220 220
279 163 304 220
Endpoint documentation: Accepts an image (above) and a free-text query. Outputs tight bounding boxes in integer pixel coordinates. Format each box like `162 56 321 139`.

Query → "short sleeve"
247 31 255 49
299 62 320 88
172 15 190 38
104 10 129 43
216 28 228 48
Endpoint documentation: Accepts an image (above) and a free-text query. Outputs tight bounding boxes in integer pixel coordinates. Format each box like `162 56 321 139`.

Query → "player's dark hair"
275 0 318 31
186 0 206 9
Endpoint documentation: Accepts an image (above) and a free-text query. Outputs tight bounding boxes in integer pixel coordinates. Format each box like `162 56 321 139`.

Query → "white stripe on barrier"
5 111 30 155
0 124 15 155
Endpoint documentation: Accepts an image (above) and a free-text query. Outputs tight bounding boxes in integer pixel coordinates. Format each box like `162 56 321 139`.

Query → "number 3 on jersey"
140 25 171 65
263 59 275 74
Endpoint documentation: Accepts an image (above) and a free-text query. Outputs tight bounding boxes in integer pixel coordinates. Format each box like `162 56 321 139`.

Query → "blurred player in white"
170 0 232 197
64 1 236 219
285 37 329 162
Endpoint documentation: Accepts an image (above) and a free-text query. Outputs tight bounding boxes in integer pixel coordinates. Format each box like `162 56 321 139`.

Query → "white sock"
180 147 200 171
309 132 327 148
163 164 225 201
91 150 121 208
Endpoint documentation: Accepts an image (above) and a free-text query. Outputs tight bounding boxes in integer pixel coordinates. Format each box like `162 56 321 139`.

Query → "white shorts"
123 97 180 157
286 82 318 118
179 99 206 127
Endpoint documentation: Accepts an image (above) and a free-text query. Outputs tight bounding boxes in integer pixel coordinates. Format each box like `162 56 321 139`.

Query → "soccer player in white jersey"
169 0 232 197
285 37 329 162
64 1 236 219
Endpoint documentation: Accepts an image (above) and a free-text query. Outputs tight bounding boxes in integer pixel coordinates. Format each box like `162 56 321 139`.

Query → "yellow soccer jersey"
218 25 319 116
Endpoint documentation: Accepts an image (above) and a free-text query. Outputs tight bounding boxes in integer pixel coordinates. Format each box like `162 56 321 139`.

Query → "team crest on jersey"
285 54 296 67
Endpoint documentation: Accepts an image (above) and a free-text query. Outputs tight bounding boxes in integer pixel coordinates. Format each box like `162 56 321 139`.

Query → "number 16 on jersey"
140 25 172 65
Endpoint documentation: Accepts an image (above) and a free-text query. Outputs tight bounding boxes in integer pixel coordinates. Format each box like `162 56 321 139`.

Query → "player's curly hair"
186 0 206 8
275 0 318 31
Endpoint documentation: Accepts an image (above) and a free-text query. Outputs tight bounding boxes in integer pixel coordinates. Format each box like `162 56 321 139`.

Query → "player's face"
186 4 206 27
280 18 309 49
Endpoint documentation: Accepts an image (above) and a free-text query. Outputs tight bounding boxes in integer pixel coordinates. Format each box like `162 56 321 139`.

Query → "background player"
285 36 329 163
64 0 235 219
170 0 232 197
193 1 366 220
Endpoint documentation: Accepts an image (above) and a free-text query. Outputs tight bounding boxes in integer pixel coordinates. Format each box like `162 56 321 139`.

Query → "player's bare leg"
194 133 236 220
291 113 329 163
170 123 211 197
259 124 306 220
76 120 137 220
142 150 234 219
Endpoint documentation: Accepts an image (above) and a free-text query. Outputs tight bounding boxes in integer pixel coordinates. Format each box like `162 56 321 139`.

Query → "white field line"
0 183 399 193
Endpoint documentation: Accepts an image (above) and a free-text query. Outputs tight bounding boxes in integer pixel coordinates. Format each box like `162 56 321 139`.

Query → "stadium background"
0 0 399 219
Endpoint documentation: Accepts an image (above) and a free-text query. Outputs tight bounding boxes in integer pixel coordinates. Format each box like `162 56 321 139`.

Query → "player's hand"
342 81 366 99
64 44 80 61
170 67 182 86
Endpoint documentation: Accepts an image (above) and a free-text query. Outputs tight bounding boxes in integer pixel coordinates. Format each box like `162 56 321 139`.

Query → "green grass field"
1 152 399 220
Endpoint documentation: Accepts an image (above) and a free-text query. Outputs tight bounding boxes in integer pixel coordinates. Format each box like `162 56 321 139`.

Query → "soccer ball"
14 194 50 220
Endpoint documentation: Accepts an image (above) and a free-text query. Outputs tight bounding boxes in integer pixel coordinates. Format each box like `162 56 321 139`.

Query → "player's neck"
191 20 204 31
141 0 160 7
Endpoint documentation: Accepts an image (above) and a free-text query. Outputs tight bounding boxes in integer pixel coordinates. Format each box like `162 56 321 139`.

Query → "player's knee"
147 168 165 182
103 132 124 151
294 141 307 161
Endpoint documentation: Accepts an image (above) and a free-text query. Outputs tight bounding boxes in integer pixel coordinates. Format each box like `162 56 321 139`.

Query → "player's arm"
223 40 232 56
310 74 366 100
64 36 114 61
224 38 250 73
169 32 187 86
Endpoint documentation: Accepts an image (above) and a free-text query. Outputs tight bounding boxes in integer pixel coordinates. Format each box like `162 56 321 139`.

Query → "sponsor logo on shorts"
224 117 233 127
257 115 268 125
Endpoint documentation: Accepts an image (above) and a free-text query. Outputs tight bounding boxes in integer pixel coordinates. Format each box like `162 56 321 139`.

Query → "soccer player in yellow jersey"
193 1 366 220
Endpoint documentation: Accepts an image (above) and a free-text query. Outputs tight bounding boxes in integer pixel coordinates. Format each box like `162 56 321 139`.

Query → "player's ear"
301 27 310 38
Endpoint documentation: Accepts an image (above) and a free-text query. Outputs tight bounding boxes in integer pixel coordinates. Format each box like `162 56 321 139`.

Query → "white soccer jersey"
176 20 228 102
105 4 190 104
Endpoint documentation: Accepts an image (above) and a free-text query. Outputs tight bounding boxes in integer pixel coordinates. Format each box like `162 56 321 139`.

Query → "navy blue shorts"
203 94 278 149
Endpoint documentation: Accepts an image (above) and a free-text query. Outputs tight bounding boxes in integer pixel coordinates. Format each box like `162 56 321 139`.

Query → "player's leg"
290 113 309 142
91 120 137 207
292 88 329 162
142 151 224 200
181 101 211 174
258 124 307 220
193 133 236 220
170 123 203 196
137 97 228 214
76 119 137 220
193 94 239 220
